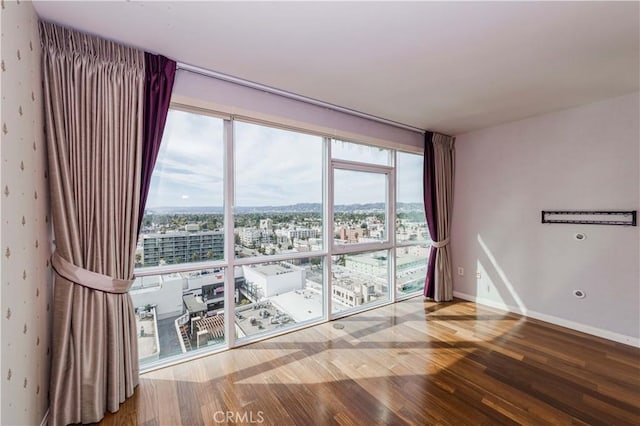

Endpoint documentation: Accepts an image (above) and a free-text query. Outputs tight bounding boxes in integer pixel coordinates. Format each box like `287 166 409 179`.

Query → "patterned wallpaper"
1 1 52 425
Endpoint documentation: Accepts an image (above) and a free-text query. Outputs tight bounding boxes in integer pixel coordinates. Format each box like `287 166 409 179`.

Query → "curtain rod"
176 62 426 134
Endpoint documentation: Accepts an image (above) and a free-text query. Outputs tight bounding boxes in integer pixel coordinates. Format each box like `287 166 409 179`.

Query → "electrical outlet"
457 267 464 276
476 272 481 280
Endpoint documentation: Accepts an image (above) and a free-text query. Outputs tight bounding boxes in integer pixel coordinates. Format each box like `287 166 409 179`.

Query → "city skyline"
143 201 424 216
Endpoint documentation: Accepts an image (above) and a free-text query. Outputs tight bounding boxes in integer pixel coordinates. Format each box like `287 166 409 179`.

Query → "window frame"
330 159 395 255
133 104 426 372
231 119 327 261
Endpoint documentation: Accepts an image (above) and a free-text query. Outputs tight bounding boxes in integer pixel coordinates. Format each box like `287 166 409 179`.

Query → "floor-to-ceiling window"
233 121 326 342
132 109 228 364
132 108 429 370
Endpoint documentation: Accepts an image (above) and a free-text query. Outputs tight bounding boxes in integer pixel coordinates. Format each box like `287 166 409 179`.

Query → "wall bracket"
541 210 637 226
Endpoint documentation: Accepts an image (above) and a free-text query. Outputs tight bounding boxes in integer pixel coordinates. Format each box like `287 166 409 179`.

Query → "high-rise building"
142 231 224 266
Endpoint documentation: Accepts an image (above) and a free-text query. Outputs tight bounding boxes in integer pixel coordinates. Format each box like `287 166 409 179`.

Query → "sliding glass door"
331 162 394 316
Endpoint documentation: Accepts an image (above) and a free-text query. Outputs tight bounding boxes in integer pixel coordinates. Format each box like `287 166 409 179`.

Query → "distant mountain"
145 202 423 215
145 206 224 215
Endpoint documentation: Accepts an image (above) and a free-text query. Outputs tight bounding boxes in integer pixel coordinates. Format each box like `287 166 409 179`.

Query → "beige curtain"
432 133 455 302
40 22 145 425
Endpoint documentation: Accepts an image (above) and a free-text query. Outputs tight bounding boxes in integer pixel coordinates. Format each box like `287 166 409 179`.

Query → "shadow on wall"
475 234 527 314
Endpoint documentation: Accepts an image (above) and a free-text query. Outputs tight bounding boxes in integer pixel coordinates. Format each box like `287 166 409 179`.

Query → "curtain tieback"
51 251 133 294
431 238 450 249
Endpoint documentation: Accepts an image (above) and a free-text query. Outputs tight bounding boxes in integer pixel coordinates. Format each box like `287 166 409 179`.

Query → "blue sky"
146 110 423 208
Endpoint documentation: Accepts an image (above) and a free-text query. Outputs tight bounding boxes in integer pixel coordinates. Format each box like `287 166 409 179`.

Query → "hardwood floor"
97 297 640 425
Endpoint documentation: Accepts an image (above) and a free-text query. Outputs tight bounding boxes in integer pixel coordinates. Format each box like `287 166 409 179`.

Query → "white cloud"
146 111 423 209
397 151 423 204
234 121 323 206
334 169 386 205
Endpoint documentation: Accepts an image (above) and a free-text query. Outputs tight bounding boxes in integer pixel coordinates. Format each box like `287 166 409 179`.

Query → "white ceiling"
33 1 639 135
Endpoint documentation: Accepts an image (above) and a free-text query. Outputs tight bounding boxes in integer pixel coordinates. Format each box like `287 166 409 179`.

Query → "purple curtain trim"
138 52 176 234
423 131 437 298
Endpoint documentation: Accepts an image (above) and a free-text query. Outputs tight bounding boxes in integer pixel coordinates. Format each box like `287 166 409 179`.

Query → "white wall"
187 273 223 292
242 266 305 298
451 92 640 345
264 270 304 297
1 2 53 424
172 71 424 153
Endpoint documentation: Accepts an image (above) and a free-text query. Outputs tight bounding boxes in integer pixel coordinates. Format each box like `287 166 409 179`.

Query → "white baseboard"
453 291 640 348
40 408 49 426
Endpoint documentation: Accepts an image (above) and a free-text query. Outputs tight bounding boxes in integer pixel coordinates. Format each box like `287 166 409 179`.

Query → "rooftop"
249 263 299 277
235 300 294 337
183 294 207 314
270 289 323 323
135 309 159 361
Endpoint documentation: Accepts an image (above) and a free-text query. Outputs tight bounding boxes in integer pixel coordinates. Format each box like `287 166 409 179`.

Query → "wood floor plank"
97 297 640 425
